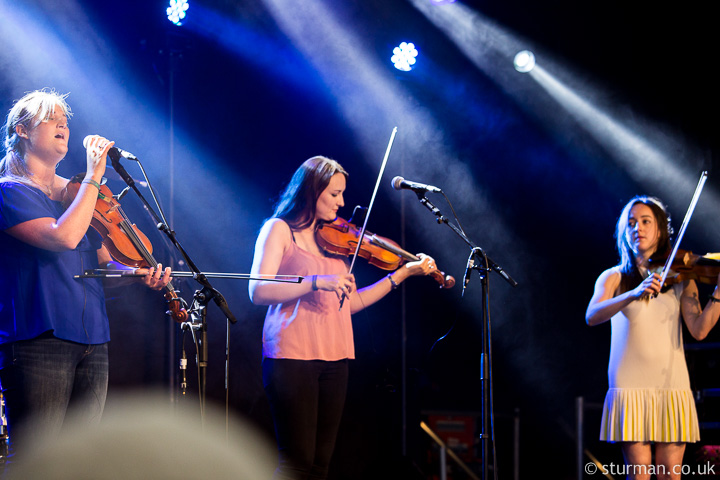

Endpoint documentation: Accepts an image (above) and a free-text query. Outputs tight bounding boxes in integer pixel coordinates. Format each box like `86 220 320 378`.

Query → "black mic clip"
113 186 131 201
107 149 135 188
462 247 483 297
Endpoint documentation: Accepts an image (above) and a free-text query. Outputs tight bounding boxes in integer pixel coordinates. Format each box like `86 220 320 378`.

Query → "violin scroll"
165 292 188 323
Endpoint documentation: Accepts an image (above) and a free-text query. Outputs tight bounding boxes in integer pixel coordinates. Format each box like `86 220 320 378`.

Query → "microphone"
462 256 474 297
391 176 442 193
83 135 138 161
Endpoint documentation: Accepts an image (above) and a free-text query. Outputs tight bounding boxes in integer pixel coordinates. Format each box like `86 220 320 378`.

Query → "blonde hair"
0 89 72 182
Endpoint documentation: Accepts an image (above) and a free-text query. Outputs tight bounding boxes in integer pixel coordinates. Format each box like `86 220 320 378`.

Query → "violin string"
369 235 416 261
117 211 154 266
116 204 176 295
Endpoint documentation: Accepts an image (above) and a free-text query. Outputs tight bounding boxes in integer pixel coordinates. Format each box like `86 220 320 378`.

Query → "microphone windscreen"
391 176 404 190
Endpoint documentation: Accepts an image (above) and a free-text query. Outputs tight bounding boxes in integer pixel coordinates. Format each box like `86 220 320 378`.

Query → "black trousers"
263 358 349 480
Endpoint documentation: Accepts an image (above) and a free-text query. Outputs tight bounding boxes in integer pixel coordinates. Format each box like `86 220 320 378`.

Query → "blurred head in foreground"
8 391 277 480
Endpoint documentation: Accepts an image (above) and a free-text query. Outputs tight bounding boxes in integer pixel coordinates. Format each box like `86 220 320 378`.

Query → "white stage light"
391 42 419 71
513 50 535 73
167 0 189 26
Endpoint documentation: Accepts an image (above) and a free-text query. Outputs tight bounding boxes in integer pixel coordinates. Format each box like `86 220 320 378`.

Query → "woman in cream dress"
586 196 720 479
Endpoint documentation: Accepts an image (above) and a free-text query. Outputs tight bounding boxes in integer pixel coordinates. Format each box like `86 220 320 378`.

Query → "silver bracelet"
387 274 398 290
311 275 319 291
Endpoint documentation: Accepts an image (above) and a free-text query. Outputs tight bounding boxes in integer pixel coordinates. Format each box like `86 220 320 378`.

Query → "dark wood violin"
649 249 720 287
61 174 188 323
315 217 455 288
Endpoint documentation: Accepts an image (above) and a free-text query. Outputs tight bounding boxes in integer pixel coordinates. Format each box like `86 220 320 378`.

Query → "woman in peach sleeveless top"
249 156 436 480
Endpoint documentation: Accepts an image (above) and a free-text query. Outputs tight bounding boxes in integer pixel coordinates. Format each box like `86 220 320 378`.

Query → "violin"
61 174 188 323
315 217 455 288
649 249 720 287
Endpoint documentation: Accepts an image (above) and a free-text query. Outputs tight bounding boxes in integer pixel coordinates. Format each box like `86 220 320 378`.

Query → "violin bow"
339 127 398 309
75 269 303 283
656 171 708 290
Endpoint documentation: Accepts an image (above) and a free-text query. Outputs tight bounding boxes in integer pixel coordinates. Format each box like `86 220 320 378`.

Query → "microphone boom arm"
416 193 517 288
107 150 239 323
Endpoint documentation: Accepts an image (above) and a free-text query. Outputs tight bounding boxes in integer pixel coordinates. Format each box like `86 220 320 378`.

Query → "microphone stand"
106 152 239 418
415 193 516 289
79 267 299 415
413 191 517 480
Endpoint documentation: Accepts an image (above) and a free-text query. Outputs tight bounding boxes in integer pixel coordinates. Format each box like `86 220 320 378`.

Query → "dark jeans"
0 335 109 461
263 358 349 480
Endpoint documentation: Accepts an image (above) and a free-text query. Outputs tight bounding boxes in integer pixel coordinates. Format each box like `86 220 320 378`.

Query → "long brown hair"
272 156 348 230
615 195 673 293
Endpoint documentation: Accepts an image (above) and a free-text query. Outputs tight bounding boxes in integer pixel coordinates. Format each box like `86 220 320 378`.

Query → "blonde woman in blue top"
0 89 171 462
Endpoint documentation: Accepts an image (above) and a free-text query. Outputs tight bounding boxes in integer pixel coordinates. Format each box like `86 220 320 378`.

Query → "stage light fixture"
167 0 189 26
391 42 418 71
513 50 535 73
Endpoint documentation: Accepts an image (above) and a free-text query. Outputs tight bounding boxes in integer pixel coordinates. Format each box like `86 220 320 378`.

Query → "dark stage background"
1 1 718 478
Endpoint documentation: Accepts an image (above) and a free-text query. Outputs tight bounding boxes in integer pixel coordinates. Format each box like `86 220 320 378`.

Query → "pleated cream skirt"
600 388 700 443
